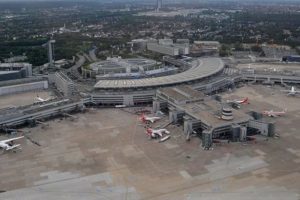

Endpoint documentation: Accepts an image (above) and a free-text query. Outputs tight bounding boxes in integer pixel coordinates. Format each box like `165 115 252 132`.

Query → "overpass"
240 74 300 84
0 100 85 128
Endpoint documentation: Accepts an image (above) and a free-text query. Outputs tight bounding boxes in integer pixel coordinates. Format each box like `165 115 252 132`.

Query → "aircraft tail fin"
241 97 249 104
146 128 152 136
140 113 146 122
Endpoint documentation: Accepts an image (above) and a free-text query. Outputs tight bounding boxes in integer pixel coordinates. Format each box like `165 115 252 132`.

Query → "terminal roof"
94 58 224 89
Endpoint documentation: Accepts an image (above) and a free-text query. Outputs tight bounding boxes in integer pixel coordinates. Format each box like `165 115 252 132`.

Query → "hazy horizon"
1 0 300 2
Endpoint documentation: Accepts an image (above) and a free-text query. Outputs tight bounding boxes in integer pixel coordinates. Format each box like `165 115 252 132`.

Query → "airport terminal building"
90 57 225 106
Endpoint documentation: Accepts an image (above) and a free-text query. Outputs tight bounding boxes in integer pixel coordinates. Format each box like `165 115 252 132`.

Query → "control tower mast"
48 40 56 68
156 0 162 12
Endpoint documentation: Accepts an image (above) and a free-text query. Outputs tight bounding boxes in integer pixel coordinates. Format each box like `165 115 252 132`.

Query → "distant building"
158 39 173 45
191 41 220 56
4 55 27 63
262 44 297 58
147 43 179 56
147 39 189 56
43 59 70 69
282 55 300 63
176 39 190 45
0 63 32 81
128 39 148 52
194 41 221 47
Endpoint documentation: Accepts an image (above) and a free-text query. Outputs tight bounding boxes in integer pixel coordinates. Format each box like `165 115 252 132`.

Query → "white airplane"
227 97 249 105
281 86 299 96
0 136 24 151
115 105 126 108
262 109 286 117
140 114 161 123
146 128 170 138
34 95 51 103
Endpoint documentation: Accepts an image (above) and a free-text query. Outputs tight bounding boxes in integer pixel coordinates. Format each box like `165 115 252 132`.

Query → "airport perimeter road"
89 48 98 62
66 54 86 80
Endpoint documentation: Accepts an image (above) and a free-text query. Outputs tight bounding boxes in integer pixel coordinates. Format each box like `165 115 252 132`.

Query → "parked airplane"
146 128 170 138
281 86 299 96
234 97 249 104
227 97 249 105
262 109 286 117
140 114 161 123
213 139 230 144
34 95 51 103
0 136 24 151
115 105 126 108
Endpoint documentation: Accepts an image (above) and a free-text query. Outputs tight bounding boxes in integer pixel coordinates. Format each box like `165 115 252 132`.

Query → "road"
89 48 98 62
66 54 86 80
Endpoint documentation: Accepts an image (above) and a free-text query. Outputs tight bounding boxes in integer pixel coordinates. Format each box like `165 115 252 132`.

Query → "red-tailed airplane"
146 128 170 138
146 128 170 142
0 136 24 151
140 114 161 123
262 109 286 117
213 139 230 144
227 97 249 105
234 97 249 104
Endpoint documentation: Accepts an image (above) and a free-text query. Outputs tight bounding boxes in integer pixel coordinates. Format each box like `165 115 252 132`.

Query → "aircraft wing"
154 132 163 137
269 112 280 117
0 136 24 144
6 144 21 150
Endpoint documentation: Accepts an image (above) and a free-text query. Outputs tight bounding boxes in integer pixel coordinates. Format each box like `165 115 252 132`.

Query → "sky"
0 0 300 2
0 0 299 1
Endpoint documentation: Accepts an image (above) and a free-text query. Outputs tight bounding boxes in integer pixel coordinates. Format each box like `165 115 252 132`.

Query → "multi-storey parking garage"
94 57 224 90
91 57 225 106
87 57 178 80
90 57 159 74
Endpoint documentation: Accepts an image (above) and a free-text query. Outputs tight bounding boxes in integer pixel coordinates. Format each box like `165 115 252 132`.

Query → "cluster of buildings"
154 85 274 148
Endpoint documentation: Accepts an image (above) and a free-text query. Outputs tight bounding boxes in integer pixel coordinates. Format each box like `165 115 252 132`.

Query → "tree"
234 42 244 51
219 45 230 57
